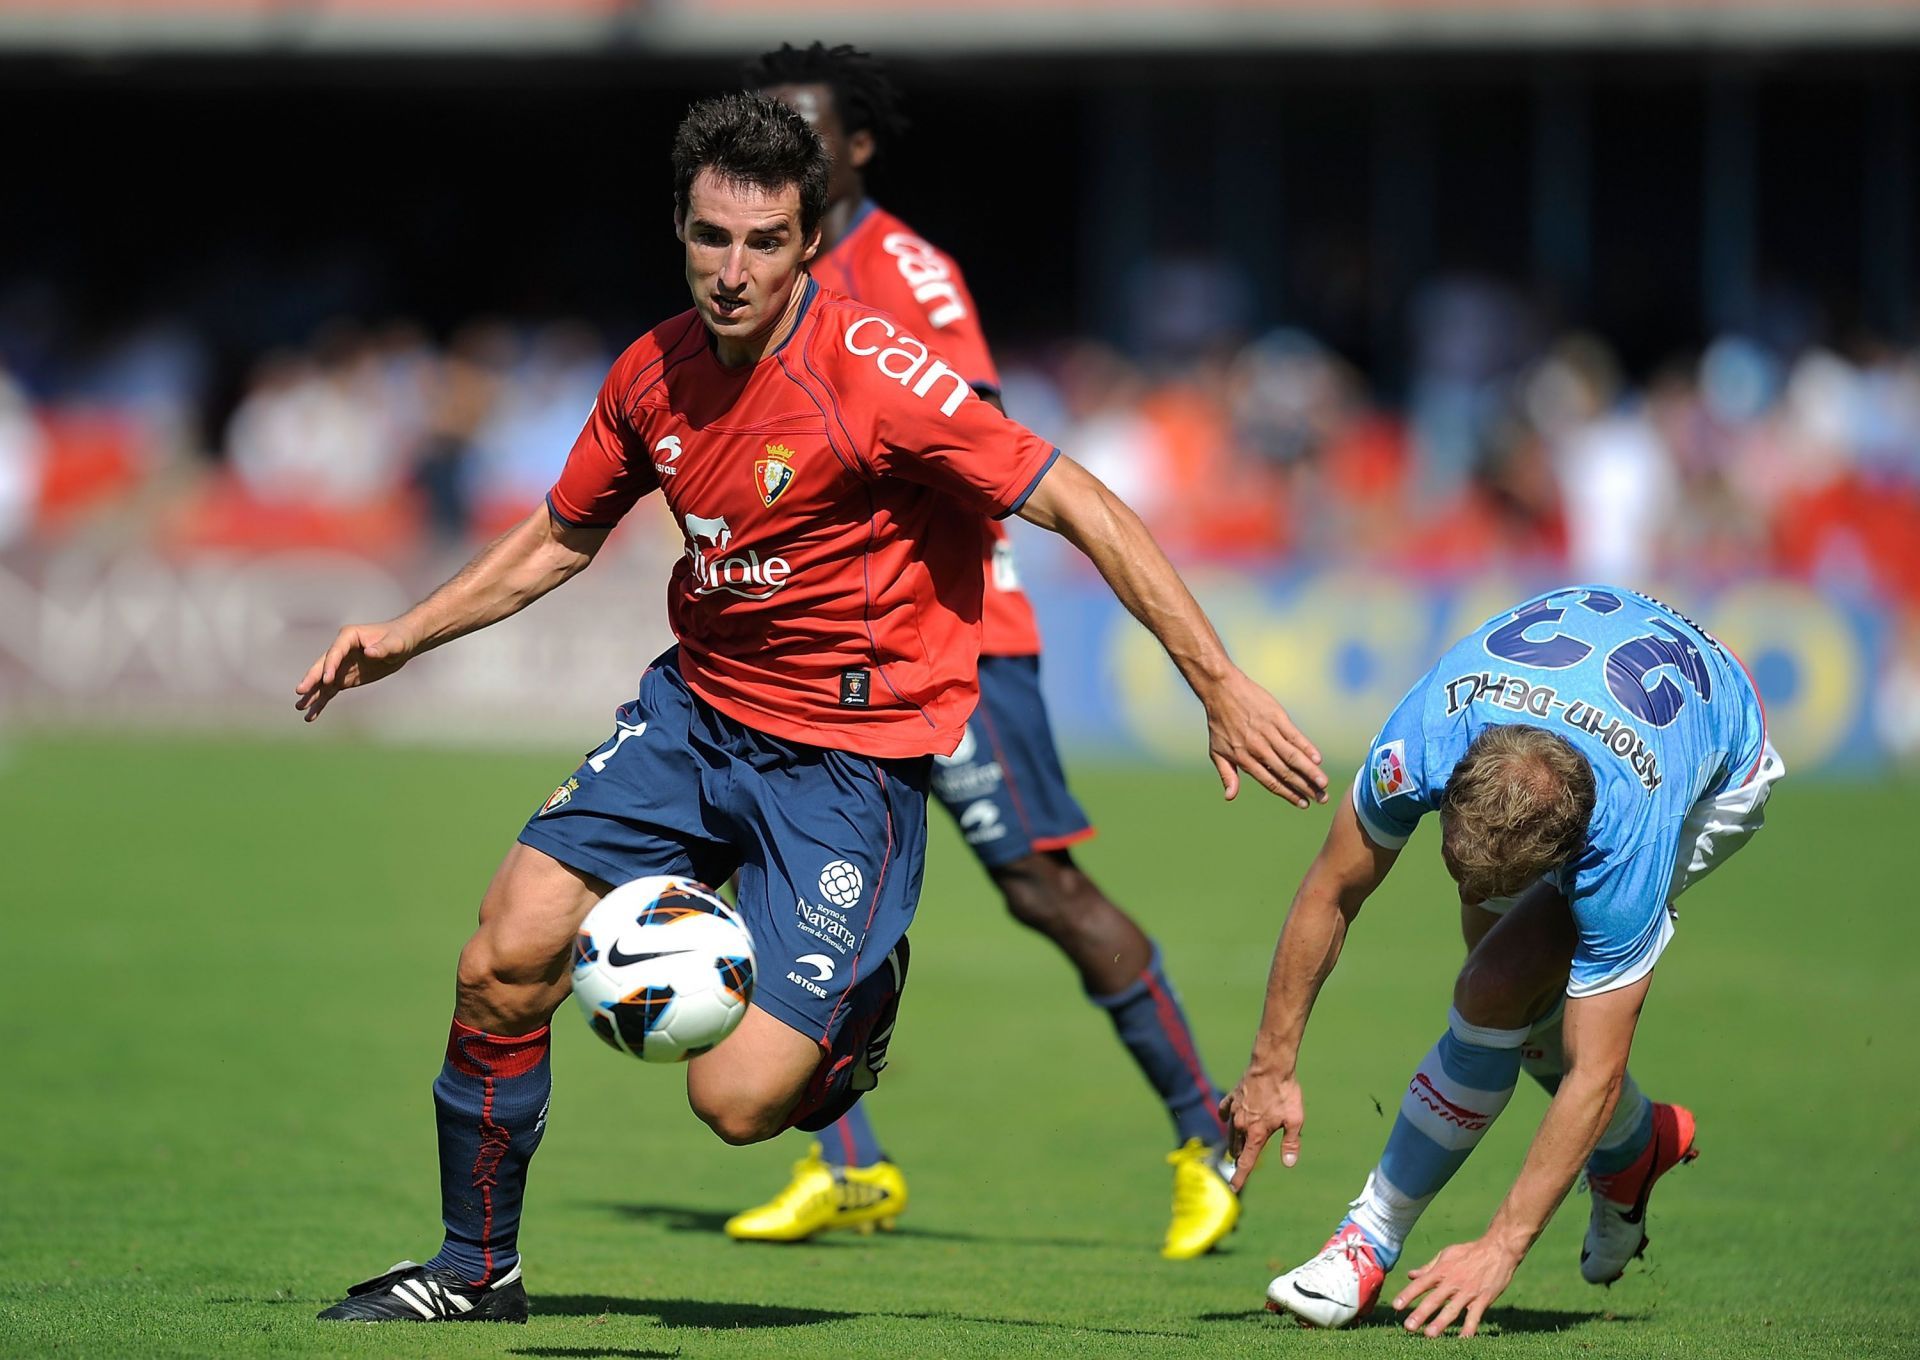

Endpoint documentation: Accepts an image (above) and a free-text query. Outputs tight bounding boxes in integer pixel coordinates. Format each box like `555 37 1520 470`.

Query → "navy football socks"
423 1018 551 1287
1092 946 1227 1149
816 1102 887 1169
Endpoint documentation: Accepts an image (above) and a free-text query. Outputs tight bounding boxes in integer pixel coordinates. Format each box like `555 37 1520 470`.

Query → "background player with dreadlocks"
719 42 1243 1261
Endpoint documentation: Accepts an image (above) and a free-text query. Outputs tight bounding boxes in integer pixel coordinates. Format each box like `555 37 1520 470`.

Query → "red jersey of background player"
810 199 1042 657
548 277 1058 760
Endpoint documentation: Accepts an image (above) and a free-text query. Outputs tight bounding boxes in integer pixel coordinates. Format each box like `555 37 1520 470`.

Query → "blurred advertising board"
0 542 1901 774
1027 566 1897 775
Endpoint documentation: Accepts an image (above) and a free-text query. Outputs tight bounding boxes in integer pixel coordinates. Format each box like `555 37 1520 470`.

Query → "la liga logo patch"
755 443 797 506
1370 740 1413 801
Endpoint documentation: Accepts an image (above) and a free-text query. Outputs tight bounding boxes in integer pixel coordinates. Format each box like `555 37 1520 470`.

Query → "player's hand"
294 620 418 722
1218 1066 1305 1191
1393 1235 1523 1338
1200 668 1326 808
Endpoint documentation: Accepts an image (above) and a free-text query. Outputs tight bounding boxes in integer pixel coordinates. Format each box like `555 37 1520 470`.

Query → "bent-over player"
296 92 1325 1324
1222 585 1780 1337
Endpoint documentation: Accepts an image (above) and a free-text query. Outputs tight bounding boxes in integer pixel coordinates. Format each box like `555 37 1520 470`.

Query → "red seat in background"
33 409 147 530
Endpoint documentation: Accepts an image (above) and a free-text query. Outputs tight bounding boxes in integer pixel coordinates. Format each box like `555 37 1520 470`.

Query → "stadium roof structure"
3 0 1918 54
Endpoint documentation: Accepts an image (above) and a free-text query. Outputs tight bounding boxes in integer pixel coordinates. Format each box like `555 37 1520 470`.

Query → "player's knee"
454 929 561 1032
455 847 599 1031
688 1088 788 1146
455 949 524 1031
995 853 1104 939
1451 951 1540 1031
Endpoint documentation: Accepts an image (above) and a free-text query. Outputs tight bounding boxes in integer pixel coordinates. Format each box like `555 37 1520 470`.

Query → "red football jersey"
812 201 1041 657
548 279 1058 760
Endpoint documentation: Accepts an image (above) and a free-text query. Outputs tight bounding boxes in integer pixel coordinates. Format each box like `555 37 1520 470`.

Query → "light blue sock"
1341 1008 1528 1269
1519 1000 1655 1177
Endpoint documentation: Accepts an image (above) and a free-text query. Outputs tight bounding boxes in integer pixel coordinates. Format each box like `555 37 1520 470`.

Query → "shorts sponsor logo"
786 954 835 998
819 860 863 909
1370 740 1413 801
793 953 836 982
932 734 1004 800
935 725 978 767
795 898 858 954
959 799 1006 844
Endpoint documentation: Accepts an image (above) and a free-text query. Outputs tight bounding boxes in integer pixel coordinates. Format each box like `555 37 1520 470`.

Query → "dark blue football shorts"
928 653 1093 869
517 648 930 1129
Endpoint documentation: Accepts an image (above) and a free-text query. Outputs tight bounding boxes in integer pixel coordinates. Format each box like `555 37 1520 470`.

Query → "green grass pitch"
1 732 1914 1357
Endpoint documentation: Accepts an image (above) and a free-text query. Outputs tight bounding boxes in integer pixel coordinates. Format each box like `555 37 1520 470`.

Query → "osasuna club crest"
755 443 797 506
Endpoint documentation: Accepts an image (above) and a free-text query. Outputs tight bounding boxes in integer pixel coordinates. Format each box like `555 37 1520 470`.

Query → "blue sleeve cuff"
545 492 616 530
997 447 1061 520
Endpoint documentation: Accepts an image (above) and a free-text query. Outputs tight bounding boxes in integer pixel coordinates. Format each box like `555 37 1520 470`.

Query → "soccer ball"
571 876 755 1062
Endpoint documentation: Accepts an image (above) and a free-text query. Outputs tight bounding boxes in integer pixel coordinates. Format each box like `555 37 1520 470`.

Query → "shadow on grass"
884 1310 1197 1340
882 1225 1121 1251
602 1201 734 1234
537 1296 855 1329
540 1295 1195 1341
509 1350 678 1359
1199 1304 1637 1335
602 1200 1115 1251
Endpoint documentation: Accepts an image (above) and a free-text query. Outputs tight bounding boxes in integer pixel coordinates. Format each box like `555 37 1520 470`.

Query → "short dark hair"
1439 725 1596 902
743 41 909 153
671 92 830 238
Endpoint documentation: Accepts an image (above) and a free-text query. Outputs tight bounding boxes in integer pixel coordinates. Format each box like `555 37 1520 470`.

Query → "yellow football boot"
1162 1138 1240 1260
725 1145 839 1242
830 1157 908 1234
724 1143 909 1242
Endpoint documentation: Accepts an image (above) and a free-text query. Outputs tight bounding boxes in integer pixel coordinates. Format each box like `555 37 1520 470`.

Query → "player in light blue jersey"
1221 585 1783 1336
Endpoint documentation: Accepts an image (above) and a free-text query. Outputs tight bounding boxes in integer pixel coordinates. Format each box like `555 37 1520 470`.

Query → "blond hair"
1439 725 1595 902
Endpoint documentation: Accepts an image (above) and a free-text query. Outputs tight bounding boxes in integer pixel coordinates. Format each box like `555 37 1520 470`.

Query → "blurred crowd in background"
5 266 1916 609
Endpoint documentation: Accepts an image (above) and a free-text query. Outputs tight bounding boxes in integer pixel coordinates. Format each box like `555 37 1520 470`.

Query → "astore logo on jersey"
681 511 792 600
844 316 971 417
653 434 683 478
881 231 968 330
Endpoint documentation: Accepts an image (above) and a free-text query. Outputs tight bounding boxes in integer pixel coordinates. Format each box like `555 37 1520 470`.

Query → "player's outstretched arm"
294 505 610 722
1393 973 1650 1339
1015 455 1327 807
1220 799 1397 1189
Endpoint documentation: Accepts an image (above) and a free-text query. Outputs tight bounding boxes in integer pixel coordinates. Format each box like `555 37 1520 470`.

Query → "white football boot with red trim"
1265 1223 1385 1328
1582 1102 1699 1285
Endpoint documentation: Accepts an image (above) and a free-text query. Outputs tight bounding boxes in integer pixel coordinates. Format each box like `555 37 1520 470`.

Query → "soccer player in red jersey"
720 43 1248 1260
295 92 1324 1323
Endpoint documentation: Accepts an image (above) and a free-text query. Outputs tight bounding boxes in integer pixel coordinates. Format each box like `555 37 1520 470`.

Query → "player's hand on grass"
1200 668 1326 807
1393 1235 1523 1339
1218 1067 1305 1191
294 620 418 722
